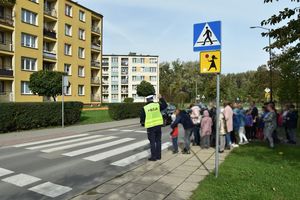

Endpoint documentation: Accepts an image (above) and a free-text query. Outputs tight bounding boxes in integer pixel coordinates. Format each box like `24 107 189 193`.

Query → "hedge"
108 103 145 120
0 102 83 133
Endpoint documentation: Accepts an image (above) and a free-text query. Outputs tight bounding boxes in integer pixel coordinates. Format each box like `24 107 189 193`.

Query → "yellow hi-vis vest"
144 103 163 128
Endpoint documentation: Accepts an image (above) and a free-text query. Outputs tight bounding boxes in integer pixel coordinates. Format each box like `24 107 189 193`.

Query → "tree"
29 71 65 101
137 80 155 97
0 0 15 6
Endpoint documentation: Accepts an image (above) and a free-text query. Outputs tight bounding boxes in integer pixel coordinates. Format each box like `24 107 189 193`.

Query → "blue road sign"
193 21 221 52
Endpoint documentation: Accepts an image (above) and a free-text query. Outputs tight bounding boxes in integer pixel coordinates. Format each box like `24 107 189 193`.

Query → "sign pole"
215 73 220 177
62 76 64 128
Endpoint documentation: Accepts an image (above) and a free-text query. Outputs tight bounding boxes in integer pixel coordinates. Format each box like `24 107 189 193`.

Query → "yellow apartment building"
0 0 103 103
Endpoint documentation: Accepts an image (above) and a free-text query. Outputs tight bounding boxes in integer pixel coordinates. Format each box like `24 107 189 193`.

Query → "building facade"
102 54 159 103
0 0 103 103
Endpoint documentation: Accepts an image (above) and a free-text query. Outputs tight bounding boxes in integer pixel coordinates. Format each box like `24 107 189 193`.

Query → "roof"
67 0 103 17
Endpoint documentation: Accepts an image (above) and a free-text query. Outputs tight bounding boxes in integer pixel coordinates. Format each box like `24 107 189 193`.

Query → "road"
0 123 172 200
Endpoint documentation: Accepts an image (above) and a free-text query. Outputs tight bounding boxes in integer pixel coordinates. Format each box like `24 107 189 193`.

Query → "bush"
123 98 134 103
108 103 145 120
0 102 83 133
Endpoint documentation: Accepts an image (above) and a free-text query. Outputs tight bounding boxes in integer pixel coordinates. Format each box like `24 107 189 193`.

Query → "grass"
79 110 113 125
191 142 300 200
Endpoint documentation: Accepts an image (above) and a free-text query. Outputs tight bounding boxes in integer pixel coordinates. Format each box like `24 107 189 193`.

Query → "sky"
76 0 297 73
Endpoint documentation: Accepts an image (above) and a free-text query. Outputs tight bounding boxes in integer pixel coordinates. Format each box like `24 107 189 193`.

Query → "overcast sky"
76 0 296 73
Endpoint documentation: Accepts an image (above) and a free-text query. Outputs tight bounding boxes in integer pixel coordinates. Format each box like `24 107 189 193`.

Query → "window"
150 76 157 82
78 47 85 58
140 58 145 63
112 85 118 91
150 58 158 64
78 29 85 40
30 0 38 3
150 67 157 73
132 76 144 81
21 9 37 25
64 64 71 75
132 85 137 91
78 66 84 77
21 33 37 48
132 58 137 63
112 57 118 63
0 32 4 44
65 4 72 17
78 85 84 96
112 94 118 99
132 67 136 72
65 84 71 95
79 10 85 22
21 81 32 94
65 24 72 36
112 67 118 72
64 44 72 55
111 76 118 81
21 57 37 71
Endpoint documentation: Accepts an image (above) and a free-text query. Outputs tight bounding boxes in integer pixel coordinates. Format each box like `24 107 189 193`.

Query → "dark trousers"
192 124 200 145
251 123 257 139
245 126 252 139
147 126 162 159
172 137 178 152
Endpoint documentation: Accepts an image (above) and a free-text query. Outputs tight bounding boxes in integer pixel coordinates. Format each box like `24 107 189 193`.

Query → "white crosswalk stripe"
0 168 14 177
26 135 103 150
63 138 135 157
134 130 147 133
28 182 72 198
84 140 149 162
41 136 117 153
13 134 89 148
111 142 172 167
2 173 41 187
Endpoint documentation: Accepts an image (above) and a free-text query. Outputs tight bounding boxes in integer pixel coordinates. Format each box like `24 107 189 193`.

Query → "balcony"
91 77 100 85
91 94 101 102
0 68 13 77
0 40 13 52
44 8 57 18
121 89 128 94
102 70 109 75
0 91 13 102
43 29 56 39
91 26 100 34
91 60 101 68
91 43 101 51
121 61 128 66
102 62 109 67
43 50 56 60
102 80 109 85
111 90 119 94
0 16 14 27
121 79 128 84
121 71 128 75
102 89 109 94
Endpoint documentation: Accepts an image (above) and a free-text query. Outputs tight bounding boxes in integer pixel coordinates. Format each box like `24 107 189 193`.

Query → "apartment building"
102 53 159 103
0 0 103 103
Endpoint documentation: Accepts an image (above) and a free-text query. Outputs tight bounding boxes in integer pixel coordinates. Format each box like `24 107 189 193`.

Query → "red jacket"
171 126 179 138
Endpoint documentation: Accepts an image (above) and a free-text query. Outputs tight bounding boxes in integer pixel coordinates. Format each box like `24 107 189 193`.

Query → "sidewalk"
0 118 139 147
71 146 230 200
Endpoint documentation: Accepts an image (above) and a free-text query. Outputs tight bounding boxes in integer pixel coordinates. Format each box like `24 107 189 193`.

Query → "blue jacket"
171 110 194 130
286 111 298 129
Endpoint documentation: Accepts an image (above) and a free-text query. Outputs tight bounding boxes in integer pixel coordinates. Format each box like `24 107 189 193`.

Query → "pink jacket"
223 105 233 132
201 110 212 136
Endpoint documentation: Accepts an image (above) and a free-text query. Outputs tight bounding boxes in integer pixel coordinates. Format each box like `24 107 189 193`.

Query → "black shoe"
148 158 157 161
157 157 161 160
219 150 224 153
173 150 178 154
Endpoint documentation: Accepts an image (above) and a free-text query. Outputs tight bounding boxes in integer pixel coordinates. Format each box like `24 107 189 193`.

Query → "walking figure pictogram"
203 27 213 45
208 55 217 71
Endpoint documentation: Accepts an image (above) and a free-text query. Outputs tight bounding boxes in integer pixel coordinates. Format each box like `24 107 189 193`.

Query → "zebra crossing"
0 167 72 198
12 130 171 167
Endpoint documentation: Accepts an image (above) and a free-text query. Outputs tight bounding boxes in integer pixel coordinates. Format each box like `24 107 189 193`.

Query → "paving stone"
106 175 134 186
146 181 177 195
157 175 186 186
166 190 193 200
183 160 201 167
131 190 166 200
100 192 135 200
192 169 210 176
96 184 119 194
185 175 205 183
176 165 198 172
115 182 148 194
131 175 161 185
177 182 199 192
71 194 105 200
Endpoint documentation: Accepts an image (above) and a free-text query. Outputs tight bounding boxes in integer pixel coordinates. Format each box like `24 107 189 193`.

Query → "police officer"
140 94 167 161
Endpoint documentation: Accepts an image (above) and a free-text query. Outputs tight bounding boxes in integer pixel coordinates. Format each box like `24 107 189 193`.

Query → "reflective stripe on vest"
144 103 163 128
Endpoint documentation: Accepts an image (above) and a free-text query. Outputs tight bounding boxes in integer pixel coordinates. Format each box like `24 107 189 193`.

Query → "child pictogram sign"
199 51 221 74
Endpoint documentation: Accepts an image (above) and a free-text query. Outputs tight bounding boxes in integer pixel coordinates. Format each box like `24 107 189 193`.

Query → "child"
170 111 179 153
219 109 227 153
201 110 213 148
245 109 253 140
238 109 248 144
286 104 298 144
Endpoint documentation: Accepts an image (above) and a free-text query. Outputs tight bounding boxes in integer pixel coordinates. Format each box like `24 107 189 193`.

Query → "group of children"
169 101 298 153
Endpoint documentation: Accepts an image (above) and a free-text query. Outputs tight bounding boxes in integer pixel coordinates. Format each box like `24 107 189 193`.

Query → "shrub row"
0 102 83 133
108 103 146 120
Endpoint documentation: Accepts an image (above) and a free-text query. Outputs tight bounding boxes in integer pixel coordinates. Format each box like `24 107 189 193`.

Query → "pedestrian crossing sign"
194 21 221 52
200 50 221 74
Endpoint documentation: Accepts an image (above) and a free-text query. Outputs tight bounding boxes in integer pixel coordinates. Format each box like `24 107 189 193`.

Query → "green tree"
137 80 155 97
29 71 65 101
0 0 15 6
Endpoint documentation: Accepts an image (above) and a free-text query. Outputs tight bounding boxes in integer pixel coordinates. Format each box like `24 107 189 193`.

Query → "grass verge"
80 110 113 125
191 142 300 200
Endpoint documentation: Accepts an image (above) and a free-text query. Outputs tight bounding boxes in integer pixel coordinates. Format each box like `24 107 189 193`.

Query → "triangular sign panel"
194 23 220 48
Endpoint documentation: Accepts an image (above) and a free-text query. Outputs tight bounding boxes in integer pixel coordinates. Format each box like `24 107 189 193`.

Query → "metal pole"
268 30 273 102
196 79 198 102
62 76 64 128
215 74 220 177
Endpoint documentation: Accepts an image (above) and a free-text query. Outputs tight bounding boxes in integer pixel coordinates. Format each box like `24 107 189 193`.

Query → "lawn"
191 142 300 200
79 110 113 125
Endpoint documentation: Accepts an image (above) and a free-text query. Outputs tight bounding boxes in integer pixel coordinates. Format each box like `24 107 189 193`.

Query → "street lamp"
250 26 273 102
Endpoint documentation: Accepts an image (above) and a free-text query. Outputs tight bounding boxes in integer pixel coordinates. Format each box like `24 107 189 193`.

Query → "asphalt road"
0 124 173 200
